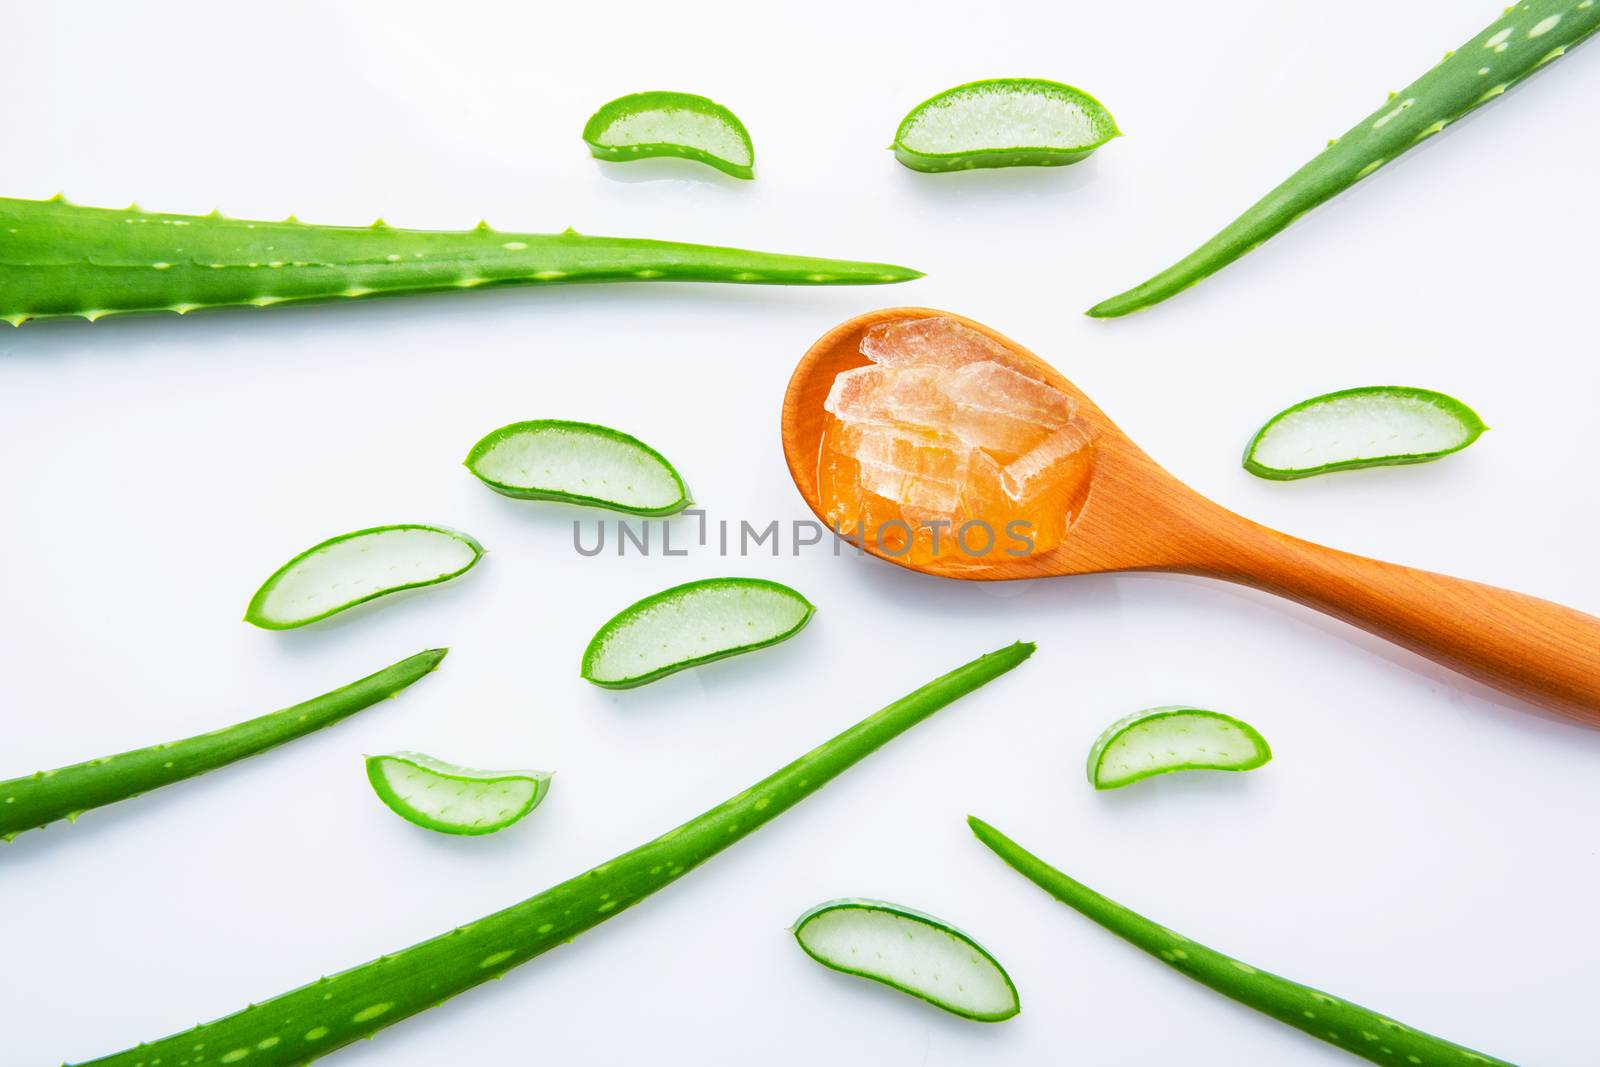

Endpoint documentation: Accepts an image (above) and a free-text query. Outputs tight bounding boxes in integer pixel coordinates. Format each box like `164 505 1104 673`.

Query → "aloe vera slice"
1243 386 1487 481
1 650 445 842
893 78 1119 173
1087 707 1271 790
583 91 755 179
245 524 483 630
581 577 814 688
366 752 551 836
793 899 1020 1022
465 419 689 516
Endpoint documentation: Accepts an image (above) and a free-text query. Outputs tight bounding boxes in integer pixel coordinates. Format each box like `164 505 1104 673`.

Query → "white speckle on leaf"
1485 27 1514 47
1529 13 1561 34
502 241 528 250
1372 99 1414 128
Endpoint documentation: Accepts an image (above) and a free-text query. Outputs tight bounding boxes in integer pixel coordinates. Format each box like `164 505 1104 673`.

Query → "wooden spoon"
781 307 1600 724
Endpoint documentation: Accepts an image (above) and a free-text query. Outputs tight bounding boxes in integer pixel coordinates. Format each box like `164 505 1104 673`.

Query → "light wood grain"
781 307 1600 723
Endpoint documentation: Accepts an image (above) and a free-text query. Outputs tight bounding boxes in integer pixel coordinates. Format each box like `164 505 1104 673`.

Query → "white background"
3 1 1598 1064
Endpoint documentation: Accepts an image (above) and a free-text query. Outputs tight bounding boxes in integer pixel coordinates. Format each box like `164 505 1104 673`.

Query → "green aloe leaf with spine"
0 195 922 326
1090 0 1600 317
969 817 1514 1066
0 650 446 843
70 641 1033 1066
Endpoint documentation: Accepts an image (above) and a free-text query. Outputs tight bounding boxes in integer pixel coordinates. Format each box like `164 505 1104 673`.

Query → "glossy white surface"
3 2 1597 1064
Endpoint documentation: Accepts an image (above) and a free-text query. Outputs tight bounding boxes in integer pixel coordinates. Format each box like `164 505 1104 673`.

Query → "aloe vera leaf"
792 898 1020 1021
894 78 1119 172
245 525 484 630
464 419 690 516
582 91 756 179
72 642 1034 1067
581 577 815 688
1086 707 1272 790
0 195 921 326
0 650 446 843
968 818 1513 1066
366 752 552 836
1243 386 1487 480
1089 0 1600 317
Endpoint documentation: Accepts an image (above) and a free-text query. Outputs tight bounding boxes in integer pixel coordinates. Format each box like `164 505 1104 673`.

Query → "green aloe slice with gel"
893 78 1119 172
1243 386 1486 481
367 752 552 836
581 577 815 688
583 91 756 179
465 419 690 516
793 899 1020 1021
1087 707 1272 790
245 525 484 630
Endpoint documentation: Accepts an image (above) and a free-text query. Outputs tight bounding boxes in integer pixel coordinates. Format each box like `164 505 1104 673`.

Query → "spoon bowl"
782 307 1600 723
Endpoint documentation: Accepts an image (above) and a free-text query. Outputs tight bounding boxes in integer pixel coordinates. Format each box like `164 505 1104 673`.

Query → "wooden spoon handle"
1185 516 1600 723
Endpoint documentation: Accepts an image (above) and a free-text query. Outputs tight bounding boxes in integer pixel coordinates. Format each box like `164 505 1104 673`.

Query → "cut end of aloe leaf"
894 78 1119 173
366 752 551 836
583 91 755 179
1243 386 1486 480
793 899 1020 1022
1087 707 1272 790
581 577 814 688
465 419 689 516
245 524 483 630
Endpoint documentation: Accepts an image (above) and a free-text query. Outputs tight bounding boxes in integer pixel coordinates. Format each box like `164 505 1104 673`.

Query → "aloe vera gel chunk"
367 753 551 836
465 420 689 515
581 578 815 688
582 91 756 178
894 78 1119 172
1087 707 1272 790
1244 386 1486 480
793 899 1020 1021
245 524 483 629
